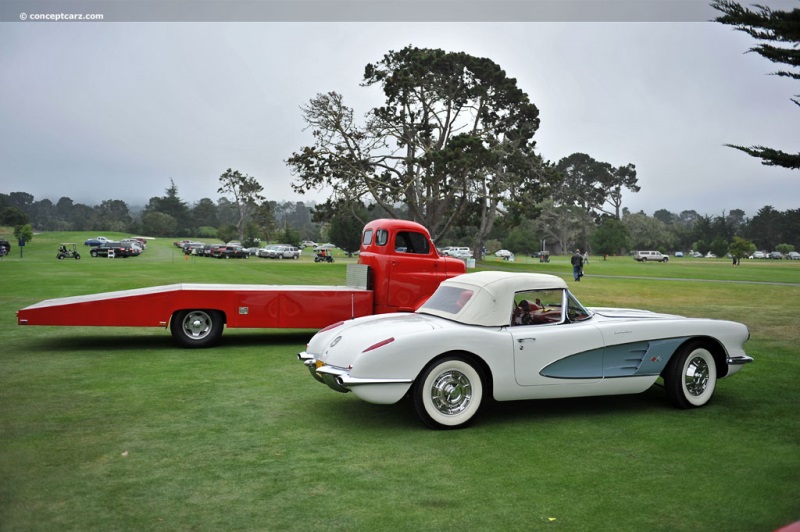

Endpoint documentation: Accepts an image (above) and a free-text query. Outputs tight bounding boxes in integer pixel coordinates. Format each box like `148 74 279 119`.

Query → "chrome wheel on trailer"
170 309 225 348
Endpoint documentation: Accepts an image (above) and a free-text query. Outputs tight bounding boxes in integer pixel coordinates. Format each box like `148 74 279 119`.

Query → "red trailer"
17 219 466 347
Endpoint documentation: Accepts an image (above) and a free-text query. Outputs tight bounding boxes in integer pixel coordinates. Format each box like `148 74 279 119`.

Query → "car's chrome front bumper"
726 354 754 366
724 353 754 378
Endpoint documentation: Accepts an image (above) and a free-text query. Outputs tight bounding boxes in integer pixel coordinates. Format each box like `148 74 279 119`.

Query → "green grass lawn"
1 230 799 531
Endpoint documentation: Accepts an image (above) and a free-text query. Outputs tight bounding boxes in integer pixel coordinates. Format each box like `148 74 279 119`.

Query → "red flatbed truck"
17 219 466 348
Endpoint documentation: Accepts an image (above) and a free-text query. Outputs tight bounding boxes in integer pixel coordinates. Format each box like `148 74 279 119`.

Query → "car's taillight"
362 337 394 353
319 321 344 333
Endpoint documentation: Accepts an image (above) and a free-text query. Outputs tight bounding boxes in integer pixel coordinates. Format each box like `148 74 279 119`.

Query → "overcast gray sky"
1 1 798 218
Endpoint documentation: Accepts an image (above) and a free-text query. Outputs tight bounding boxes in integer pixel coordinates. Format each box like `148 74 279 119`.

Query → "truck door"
386 230 445 311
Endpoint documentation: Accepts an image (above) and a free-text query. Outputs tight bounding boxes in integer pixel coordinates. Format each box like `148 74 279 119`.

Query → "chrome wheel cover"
181 311 212 340
430 370 473 415
684 355 710 396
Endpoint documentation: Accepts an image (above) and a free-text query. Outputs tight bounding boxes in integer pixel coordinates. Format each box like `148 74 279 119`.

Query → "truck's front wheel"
170 309 224 348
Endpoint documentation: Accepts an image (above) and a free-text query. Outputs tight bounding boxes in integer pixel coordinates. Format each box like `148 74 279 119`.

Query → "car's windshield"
566 292 592 322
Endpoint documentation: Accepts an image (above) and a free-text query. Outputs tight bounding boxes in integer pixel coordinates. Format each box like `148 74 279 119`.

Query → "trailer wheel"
170 310 224 348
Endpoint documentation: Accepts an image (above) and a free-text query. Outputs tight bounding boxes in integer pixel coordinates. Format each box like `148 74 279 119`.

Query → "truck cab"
358 219 466 314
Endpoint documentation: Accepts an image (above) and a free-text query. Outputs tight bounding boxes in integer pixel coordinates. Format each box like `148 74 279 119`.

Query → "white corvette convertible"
299 272 753 429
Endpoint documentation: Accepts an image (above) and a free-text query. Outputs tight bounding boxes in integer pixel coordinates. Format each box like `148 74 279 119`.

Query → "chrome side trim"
727 355 754 366
337 375 414 387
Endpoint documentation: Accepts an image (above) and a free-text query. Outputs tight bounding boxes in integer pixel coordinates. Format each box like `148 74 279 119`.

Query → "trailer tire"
170 309 225 348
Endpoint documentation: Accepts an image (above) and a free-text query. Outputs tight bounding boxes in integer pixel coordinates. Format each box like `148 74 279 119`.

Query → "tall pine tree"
712 1 800 169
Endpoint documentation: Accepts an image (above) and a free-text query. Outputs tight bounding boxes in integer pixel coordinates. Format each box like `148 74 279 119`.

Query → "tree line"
1 183 797 256
0 181 319 247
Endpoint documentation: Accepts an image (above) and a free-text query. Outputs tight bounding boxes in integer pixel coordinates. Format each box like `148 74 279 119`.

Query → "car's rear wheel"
413 356 485 430
664 341 717 408
170 309 224 348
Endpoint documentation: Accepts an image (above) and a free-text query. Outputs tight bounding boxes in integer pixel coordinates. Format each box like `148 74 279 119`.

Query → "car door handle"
517 337 535 350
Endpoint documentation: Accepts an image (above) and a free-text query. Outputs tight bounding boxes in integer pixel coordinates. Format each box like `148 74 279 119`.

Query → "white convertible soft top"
418 271 568 327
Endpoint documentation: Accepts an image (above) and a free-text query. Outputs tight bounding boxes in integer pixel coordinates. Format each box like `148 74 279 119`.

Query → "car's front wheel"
413 356 485 429
663 341 717 408
170 309 225 348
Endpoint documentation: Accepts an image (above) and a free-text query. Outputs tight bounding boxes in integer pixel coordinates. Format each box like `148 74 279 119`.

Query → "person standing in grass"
571 249 584 281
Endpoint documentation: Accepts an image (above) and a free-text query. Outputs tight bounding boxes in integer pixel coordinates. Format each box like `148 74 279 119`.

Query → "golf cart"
57 243 81 260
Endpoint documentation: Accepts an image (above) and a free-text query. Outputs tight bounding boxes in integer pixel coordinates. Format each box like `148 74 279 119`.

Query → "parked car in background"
257 245 281 258
89 242 139 258
182 242 205 255
768 251 783 260
750 251 766 259
121 239 144 253
674 251 684 257
787 251 800 260
495 249 512 258
634 250 668 262
209 245 227 258
445 247 472 258
301 240 317 248
129 237 148 249
705 252 717 259
270 245 301 259
438 246 453 256
220 245 249 259
84 236 109 246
